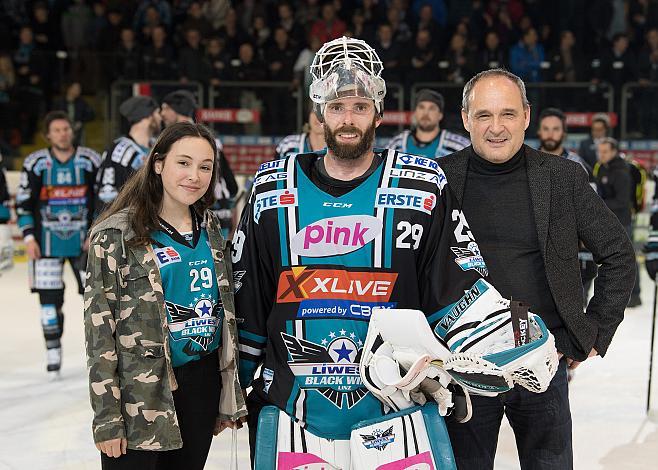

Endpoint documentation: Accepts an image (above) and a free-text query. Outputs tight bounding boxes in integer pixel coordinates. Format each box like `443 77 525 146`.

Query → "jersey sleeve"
94 154 135 218
232 189 277 387
218 150 238 198
418 169 489 329
15 158 41 239
0 165 10 223
387 132 406 152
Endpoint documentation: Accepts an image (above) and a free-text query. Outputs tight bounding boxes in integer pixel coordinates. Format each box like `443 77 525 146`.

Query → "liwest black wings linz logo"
281 331 367 409
451 241 488 277
360 426 395 451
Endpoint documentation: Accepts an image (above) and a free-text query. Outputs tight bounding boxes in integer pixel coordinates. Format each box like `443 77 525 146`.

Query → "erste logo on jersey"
376 188 436 214
254 188 297 223
291 215 382 257
154 246 182 267
276 267 398 303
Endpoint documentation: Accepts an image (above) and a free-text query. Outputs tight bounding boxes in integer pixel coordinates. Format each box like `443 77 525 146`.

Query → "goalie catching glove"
360 279 559 420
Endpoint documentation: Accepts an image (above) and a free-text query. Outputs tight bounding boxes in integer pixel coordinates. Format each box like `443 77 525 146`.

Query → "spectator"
310 3 347 44
277 2 305 48
228 42 266 82
350 9 376 44
550 30 584 82
31 1 62 52
265 27 298 134
136 5 163 44
178 28 208 84
442 33 471 83
386 6 413 44
412 0 447 27
133 0 172 32
97 8 125 54
0 54 16 147
87 2 109 51
597 32 638 89
360 0 387 26
579 113 611 168
474 29 506 70
180 1 212 40
407 29 437 84
218 8 248 58
52 81 95 146
13 26 45 144
143 25 177 80
639 27 658 82
202 0 230 31
415 4 443 47
250 14 271 54
293 35 322 96
296 0 322 30
113 28 142 81
509 27 545 82
61 0 92 54
375 23 403 83
205 37 230 87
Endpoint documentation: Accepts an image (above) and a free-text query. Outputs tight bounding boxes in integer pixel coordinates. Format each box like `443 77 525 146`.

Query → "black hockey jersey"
233 149 488 439
211 138 238 237
0 153 10 223
94 136 149 216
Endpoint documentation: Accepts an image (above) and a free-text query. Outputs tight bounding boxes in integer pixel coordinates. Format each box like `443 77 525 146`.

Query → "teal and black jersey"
388 129 470 159
16 147 100 257
233 149 488 439
0 154 10 223
152 213 223 368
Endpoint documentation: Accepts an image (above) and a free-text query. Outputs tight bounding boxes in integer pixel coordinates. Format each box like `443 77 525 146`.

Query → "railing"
620 83 658 140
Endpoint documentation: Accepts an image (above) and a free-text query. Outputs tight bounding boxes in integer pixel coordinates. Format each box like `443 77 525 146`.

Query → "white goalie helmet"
309 36 386 117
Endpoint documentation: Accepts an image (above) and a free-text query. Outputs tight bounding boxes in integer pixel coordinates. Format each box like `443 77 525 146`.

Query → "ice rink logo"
291 215 382 257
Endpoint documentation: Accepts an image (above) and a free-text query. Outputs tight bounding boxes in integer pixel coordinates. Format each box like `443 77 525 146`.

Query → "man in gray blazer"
437 68 635 470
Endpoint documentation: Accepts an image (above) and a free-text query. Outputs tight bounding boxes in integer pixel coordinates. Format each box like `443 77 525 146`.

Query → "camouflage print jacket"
84 208 247 450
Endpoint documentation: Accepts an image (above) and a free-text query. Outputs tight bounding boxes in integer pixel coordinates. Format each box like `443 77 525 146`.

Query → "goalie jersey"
16 147 100 257
233 149 488 439
94 136 149 215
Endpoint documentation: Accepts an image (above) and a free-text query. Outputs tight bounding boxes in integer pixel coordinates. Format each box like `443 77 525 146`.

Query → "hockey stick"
648 281 658 414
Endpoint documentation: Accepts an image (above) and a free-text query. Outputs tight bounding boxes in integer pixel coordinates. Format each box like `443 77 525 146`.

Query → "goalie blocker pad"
254 404 456 470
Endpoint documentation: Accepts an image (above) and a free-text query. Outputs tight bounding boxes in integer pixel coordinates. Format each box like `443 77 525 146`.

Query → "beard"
324 117 377 161
416 119 438 133
540 138 562 152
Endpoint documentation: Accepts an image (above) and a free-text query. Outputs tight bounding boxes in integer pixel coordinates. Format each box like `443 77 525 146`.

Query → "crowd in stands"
1 0 658 150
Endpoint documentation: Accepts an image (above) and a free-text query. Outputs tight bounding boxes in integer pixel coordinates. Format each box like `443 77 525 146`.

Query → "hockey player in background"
537 107 598 307
16 111 100 377
388 89 470 158
94 96 160 216
273 104 326 159
160 89 239 237
233 37 489 468
0 151 12 273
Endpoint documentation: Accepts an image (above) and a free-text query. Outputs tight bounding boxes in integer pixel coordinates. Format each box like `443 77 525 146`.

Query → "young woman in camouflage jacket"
84 122 246 469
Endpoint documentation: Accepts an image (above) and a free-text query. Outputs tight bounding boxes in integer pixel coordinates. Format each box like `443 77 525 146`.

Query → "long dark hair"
94 121 218 245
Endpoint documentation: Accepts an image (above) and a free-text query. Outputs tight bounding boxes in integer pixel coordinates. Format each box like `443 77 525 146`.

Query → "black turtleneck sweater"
462 147 563 331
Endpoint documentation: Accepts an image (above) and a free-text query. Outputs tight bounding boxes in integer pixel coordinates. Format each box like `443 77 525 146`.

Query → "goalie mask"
309 36 386 120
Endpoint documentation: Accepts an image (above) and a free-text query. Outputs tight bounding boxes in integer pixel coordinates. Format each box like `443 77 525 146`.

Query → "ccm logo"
291 216 382 257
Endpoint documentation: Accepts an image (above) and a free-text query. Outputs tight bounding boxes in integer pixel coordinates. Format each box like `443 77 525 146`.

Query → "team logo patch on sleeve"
451 241 488 277
360 426 395 451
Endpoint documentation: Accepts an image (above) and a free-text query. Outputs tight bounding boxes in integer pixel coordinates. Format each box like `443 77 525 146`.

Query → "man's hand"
25 238 41 260
566 347 598 370
95 438 127 458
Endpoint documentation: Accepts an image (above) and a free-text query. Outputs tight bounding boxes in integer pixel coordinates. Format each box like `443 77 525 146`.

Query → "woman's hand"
96 438 127 458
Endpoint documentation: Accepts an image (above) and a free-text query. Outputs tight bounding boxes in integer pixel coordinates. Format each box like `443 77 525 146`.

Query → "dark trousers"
446 359 572 470
101 353 221 470
625 225 641 298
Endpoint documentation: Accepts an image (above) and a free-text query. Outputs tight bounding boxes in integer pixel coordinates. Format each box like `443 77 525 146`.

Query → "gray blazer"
438 144 635 361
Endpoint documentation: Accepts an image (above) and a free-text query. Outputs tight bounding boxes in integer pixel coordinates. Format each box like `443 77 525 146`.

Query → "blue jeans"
446 359 572 470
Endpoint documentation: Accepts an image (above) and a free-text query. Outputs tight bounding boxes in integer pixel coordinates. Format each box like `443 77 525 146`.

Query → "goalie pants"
100 353 220 470
29 257 85 350
446 358 572 470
